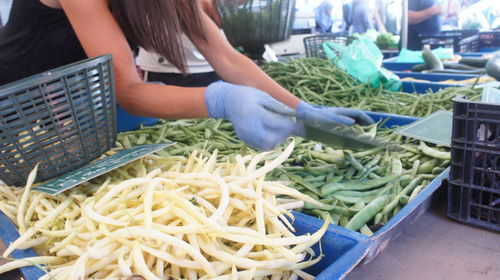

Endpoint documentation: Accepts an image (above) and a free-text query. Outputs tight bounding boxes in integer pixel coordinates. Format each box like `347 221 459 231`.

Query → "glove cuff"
205 81 228 119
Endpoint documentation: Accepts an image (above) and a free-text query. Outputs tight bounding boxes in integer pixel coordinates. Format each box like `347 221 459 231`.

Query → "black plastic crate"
303 33 353 58
441 29 479 38
479 30 500 48
0 55 117 186
448 96 500 231
419 32 479 53
216 0 297 49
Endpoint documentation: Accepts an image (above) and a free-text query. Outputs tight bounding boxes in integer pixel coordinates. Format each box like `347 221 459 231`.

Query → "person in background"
384 0 401 34
342 0 352 33
442 0 461 27
350 0 375 34
0 0 373 151
373 0 388 34
458 0 498 30
314 0 334 33
407 0 443 50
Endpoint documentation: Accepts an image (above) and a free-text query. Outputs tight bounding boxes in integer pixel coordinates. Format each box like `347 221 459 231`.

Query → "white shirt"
138 34 214 74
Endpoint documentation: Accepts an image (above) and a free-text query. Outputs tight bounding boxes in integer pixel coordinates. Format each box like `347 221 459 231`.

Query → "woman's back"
0 0 85 86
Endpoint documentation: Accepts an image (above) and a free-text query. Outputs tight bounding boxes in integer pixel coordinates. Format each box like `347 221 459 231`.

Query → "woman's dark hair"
109 0 207 73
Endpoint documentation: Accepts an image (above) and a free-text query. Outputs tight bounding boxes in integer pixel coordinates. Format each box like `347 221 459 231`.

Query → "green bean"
332 194 377 204
399 174 415 187
410 160 421 177
391 158 403 176
345 195 389 231
321 174 399 196
335 183 393 198
399 195 410 205
262 58 483 117
382 176 424 215
309 151 347 165
432 167 445 174
114 105 451 235
360 225 374 236
340 216 350 227
374 212 383 225
345 167 356 180
304 175 327 183
418 159 438 174
409 185 425 202
283 171 321 196
420 142 451 160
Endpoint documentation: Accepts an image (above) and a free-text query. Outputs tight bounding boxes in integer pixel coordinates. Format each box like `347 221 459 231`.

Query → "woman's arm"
192 10 301 109
373 1 388 34
59 0 209 119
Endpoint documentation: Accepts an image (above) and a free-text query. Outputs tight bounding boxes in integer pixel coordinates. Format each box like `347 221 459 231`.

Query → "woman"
0 0 372 150
350 0 375 35
314 0 334 33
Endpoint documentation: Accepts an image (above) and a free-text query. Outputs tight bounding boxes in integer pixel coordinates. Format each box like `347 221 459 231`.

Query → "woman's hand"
205 81 296 150
293 101 374 136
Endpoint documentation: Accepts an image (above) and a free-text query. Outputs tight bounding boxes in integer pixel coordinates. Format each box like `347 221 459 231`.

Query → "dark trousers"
145 71 221 87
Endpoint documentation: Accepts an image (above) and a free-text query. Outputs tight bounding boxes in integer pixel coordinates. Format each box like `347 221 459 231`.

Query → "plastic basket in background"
419 30 479 53
303 33 353 58
0 55 117 186
448 96 500 231
216 0 296 49
479 30 500 49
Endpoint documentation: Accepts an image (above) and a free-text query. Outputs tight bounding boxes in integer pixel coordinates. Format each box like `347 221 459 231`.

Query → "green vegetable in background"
422 49 444 71
262 58 482 117
375 33 398 50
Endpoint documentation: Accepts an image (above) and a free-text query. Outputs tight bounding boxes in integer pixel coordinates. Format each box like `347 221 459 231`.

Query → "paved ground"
348 189 500 280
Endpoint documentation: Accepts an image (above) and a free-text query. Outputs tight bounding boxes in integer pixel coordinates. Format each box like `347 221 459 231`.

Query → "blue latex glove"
205 81 296 150
294 101 374 136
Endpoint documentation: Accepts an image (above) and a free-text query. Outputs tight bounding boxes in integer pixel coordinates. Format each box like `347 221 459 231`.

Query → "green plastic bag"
397 47 454 63
322 37 401 92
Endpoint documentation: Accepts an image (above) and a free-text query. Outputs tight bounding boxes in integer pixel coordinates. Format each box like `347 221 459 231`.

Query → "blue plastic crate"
393 71 475 94
116 104 159 133
308 112 449 265
360 168 449 263
367 111 419 127
0 112 450 276
382 56 418 71
351 112 450 264
382 53 481 72
0 209 371 280
0 212 46 279
394 72 477 82
478 47 500 52
400 81 459 93
292 212 371 279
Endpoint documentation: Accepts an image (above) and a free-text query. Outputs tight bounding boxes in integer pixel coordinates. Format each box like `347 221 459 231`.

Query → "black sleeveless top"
0 0 86 86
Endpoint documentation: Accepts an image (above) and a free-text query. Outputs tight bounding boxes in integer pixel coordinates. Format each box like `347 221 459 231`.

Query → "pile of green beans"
262 57 483 117
115 120 450 235
116 118 245 157
272 128 450 236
